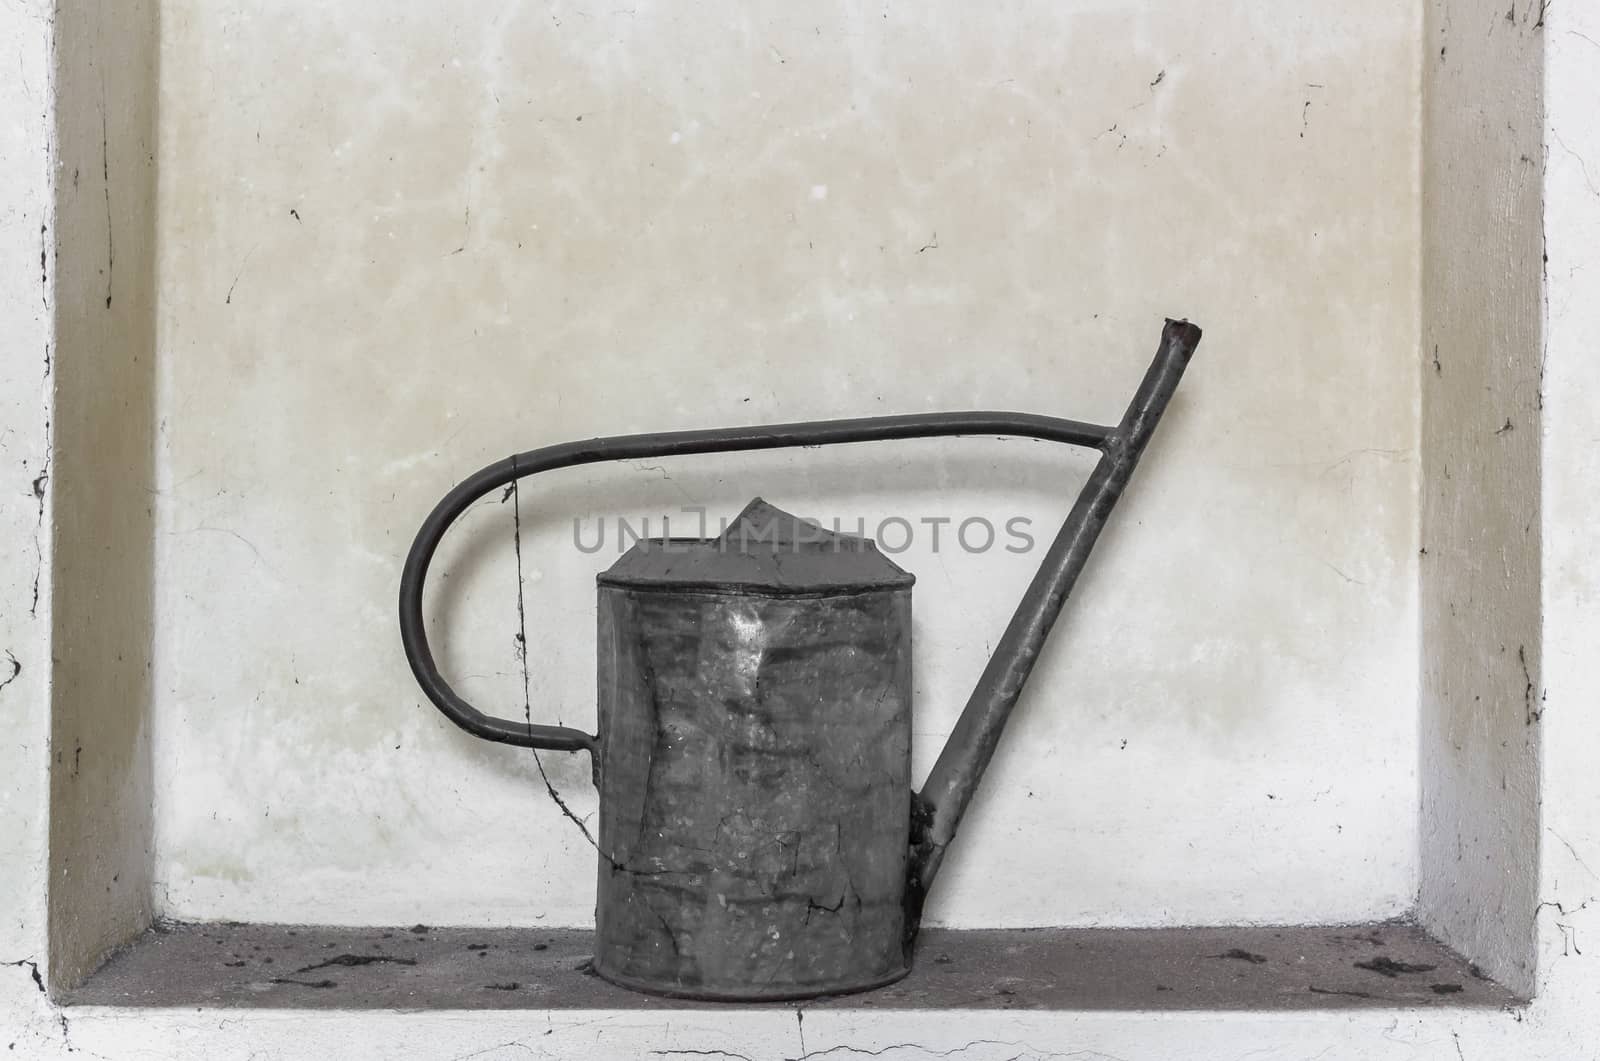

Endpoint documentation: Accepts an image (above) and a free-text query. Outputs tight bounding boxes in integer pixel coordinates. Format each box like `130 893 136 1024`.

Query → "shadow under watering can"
399 319 1203 1000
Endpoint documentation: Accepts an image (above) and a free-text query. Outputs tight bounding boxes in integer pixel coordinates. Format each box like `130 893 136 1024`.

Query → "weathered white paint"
1532 0 1600 1021
148 0 1421 931
5 0 1600 1057
1416 0 1544 997
34 1007 1600 1060
0 0 57 1048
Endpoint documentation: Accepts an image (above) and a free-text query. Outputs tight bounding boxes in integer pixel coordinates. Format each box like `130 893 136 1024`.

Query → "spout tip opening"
1163 317 1204 355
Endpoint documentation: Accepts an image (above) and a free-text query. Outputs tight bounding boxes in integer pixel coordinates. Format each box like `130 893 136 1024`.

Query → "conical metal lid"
597 498 914 596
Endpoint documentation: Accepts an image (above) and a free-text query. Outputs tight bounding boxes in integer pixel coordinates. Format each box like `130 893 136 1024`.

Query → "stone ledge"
62 921 1518 1012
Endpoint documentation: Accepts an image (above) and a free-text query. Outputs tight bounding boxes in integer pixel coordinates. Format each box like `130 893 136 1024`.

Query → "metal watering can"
399 319 1202 1000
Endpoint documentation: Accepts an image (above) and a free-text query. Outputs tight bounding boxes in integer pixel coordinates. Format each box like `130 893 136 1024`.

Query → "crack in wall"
1548 828 1600 880
650 1041 1105 1061
2 957 45 994
98 73 112 308
1519 644 1542 725
3 958 73 1051
39 220 49 365
30 211 51 618
0 650 20 694
445 1041 546 1061
29 462 48 616
32 162 50 612
507 471 603 854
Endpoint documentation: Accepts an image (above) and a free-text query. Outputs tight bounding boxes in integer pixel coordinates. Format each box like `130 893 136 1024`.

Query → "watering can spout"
905 319 1202 920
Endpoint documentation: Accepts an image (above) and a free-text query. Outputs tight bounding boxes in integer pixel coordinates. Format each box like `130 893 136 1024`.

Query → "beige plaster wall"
1417 0 1543 996
46 0 161 989
149 1 1422 928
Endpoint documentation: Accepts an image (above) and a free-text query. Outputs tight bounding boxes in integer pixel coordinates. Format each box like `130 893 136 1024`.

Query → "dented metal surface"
399 319 1201 999
594 519 913 997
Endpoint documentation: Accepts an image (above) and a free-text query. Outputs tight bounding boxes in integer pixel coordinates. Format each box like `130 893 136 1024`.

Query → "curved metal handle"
398 410 1118 752
399 452 598 752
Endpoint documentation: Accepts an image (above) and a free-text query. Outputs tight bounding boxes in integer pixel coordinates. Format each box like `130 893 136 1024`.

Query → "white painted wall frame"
3 0 1597 1057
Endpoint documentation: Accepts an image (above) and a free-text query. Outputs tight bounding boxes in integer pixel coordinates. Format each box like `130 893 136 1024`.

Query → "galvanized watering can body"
595 502 914 997
399 319 1202 1000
